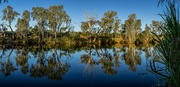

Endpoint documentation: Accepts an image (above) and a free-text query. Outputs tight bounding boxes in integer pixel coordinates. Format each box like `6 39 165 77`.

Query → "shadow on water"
0 44 163 86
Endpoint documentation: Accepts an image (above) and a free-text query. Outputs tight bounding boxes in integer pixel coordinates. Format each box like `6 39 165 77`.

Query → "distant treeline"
0 5 164 46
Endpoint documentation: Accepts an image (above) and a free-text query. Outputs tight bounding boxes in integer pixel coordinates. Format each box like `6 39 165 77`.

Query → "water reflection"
0 45 71 80
122 45 142 71
81 45 121 76
0 44 161 86
15 47 29 74
0 47 17 76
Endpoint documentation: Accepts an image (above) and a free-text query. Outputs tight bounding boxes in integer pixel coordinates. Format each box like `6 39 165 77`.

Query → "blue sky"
0 0 164 31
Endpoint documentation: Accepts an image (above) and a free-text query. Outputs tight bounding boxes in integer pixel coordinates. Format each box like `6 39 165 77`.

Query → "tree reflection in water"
0 45 71 80
30 47 70 80
0 58 17 76
122 44 142 71
81 45 97 76
97 47 118 75
81 45 121 76
15 47 29 74
0 44 159 81
0 46 17 76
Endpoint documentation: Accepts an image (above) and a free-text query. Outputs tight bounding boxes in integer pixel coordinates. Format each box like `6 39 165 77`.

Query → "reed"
153 0 180 86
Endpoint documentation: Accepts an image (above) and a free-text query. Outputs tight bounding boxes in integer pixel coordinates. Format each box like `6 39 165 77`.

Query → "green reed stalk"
154 1 180 86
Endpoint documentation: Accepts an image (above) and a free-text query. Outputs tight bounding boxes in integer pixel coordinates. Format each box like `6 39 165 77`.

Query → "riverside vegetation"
0 0 180 87
0 4 163 46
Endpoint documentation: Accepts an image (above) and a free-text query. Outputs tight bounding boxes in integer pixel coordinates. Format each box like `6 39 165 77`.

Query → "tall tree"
47 5 71 39
22 10 30 23
0 23 7 40
16 10 30 39
124 14 141 44
150 20 163 35
2 6 20 39
142 24 152 44
100 11 120 38
81 11 100 43
113 18 120 39
16 19 27 39
31 7 48 42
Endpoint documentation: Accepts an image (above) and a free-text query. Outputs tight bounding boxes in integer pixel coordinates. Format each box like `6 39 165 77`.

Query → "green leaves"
124 14 141 44
22 10 30 22
15 10 30 40
2 6 20 32
101 11 120 36
32 7 48 23
47 5 71 38
31 5 72 39
152 0 180 87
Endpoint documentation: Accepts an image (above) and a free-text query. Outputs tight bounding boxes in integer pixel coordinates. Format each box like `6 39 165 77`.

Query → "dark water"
0 45 164 87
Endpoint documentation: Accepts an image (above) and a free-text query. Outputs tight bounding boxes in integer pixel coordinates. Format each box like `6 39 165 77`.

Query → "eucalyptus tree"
150 20 165 42
119 24 127 41
2 5 20 39
0 23 8 39
29 25 38 39
100 11 120 38
16 10 30 40
124 14 141 44
48 5 71 39
81 11 100 43
113 18 120 39
31 7 48 42
150 20 164 35
16 19 27 39
22 10 30 39
142 24 152 45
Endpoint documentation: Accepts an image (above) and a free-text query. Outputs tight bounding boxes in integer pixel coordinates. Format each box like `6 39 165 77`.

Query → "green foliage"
0 4 162 46
151 20 164 35
101 11 120 37
151 0 180 87
16 10 30 35
141 24 153 45
22 10 31 22
81 11 100 43
124 14 141 44
31 6 49 42
2 6 20 32
48 5 71 38
60 36 71 43
81 10 120 44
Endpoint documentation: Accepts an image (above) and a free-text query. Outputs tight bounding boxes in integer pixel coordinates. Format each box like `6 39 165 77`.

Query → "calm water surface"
0 45 164 87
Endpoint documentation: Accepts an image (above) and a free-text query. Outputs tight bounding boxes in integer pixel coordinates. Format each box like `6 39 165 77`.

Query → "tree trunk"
54 31 57 39
92 35 98 43
90 34 92 43
9 25 15 40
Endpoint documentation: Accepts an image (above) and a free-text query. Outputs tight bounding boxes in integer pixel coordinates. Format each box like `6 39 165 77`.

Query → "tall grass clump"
152 0 180 86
